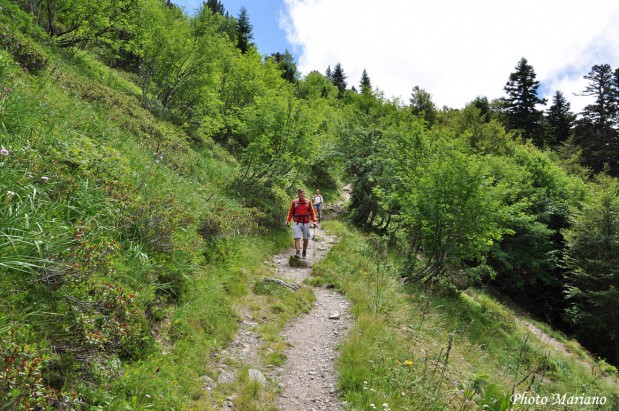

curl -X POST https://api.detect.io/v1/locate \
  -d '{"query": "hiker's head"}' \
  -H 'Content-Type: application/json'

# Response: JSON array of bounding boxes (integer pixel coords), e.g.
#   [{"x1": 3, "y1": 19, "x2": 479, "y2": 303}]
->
[
  {"x1": 316, "y1": 189, "x2": 320, "y2": 194},
  {"x1": 297, "y1": 189, "x2": 305, "y2": 199}
]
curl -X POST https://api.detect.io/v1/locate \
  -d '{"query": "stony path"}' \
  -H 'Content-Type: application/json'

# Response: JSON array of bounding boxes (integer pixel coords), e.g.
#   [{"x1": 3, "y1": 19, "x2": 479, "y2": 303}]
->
[
  {"x1": 273, "y1": 222, "x2": 351, "y2": 411},
  {"x1": 275, "y1": 287, "x2": 350, "y2": 410},
  {"x1": 207, "y1": 198, "x2": 352, "y2": 410}
]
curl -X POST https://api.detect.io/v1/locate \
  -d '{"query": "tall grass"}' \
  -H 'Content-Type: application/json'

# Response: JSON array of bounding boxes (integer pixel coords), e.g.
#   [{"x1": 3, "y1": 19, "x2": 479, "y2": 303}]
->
[
  {"x1": 1, "y1": 31, "x2": 293, "y2": 408},
  {"x1": 313, "y1": 221, "x2": 618, "y2": 411}
]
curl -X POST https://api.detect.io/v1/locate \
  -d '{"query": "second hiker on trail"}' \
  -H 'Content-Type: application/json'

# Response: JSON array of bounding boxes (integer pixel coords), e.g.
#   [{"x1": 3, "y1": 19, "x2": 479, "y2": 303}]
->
[
  {"x1": 312, "y1": 189, "x2": 324, "y2": 222},
  {"x1": 286, "y1": 188, "x2": 318, "y2": 259}
]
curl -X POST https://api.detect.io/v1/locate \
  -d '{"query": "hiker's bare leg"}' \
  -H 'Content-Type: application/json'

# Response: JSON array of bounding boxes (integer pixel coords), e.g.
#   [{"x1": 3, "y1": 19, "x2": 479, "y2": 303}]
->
[
  {"x1": 303, "y1": 239, "x2": 308, "y2": 252},
  {"x1": 294, "y1": 238, "x2": 301, "y2": 252}
]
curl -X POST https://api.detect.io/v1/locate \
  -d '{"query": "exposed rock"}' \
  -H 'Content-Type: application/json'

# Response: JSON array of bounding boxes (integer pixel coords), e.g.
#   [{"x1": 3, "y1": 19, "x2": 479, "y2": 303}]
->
[{"x1": 248, "y1": 368, "x2": 267, "y2": 386}]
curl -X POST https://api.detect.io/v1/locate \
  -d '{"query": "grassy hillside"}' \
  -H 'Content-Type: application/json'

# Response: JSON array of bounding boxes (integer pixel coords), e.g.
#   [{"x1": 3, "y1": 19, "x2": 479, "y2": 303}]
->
[
  {"x1": 1, "y1": 3, "x2": 618, "y2": 410},
  {"x1": 0, "y1": 25, "x2": 294, "y2": 409},
  {"x1": 312, "y1": 221, "x2": 619, "y2": 411}
]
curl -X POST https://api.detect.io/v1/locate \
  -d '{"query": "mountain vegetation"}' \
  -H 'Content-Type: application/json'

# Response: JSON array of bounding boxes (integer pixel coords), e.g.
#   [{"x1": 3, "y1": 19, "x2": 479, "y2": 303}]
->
[{"x1": 1, "y1": 0, "x2": 618, "y2": 409}]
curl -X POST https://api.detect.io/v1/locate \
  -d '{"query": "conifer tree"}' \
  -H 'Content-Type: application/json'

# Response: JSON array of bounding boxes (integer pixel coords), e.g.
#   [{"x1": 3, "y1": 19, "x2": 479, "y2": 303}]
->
[
  {"x1": 564, "y1": 174, "x2": 619, "y2": 365},
  {"x1": 325, "y1": 65, "x2": 332, "y2": 79},
  {"x1": 330, "y1": 63, "x2": 347, "y2": 96},
  {"x1": 360, "y1": 69, "x2": 371, "y2": 92},
  {"x1": 545, "y1": 90, "x2": 576, "y2": 146},
  {"x1": 236, "y1": 6, "x2": 253, "y2": 54},
  {"x1": 206, "y1": 0, "x2": 225, "y2": 15},
  {"x1": 573, "y1": 64, "x2": 619, "y2": 175},
  {"x1": 502, "y1": 57, "x2": 546, "y2": 145},
  {"x1": 580, "y1": 64, "x2": 618, "y2": 128},
  {"x1": 270, "y1": 50, "x2": 298, "y2": 83}
]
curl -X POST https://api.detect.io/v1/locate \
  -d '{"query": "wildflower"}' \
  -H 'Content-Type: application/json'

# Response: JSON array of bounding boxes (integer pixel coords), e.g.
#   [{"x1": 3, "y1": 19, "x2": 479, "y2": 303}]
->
[
  {"x1": 146, "y1": 394, "x2": 151, "y2": 399},
  {"x1": 404, "y1": 360, "x2": 413, "y2": 366},
  {"x1": 370, "y1": 404, "x2": 376, "y2": 410},
  {"x1": 41, "y1": 176, "x2": 49, "y2": 182},
  {"x1": 5, "y1": 191, "x2": 15, "y2": 203},
  {"x1": 1, "y1": 147, "x2": 8, "y2": 156}
]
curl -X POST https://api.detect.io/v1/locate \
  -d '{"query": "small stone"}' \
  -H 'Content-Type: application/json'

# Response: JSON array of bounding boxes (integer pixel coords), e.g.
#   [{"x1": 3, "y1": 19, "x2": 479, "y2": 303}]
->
[
  {"x1": 248, "y1": 369, "x2": 267, "y2": 386},
  {"x1": 328, "y1": 312, "x2": 340, "y2": 320}
]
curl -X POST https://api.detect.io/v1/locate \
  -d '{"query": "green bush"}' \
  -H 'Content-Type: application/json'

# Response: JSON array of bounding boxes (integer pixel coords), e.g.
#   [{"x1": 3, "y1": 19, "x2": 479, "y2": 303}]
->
[
  {"x1": 0, "y1": 22, "x2": 49, "y2": 71},
  {"x1": 0, "y1": 326, "x2": 78, "y2": 410}
]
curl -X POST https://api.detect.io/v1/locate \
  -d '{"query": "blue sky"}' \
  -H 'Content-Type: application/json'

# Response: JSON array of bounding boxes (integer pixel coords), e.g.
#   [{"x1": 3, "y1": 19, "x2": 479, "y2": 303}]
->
[
  {"x1": 172, "y1": 0, "x2": 619, "y2": 113},
  {"x1": 172, "y1": 0, "x2": 292, "y2": 56}
]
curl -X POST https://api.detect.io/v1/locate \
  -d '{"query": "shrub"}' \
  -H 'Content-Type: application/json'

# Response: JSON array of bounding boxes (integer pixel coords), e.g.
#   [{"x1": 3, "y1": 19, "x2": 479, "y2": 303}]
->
[
  {"x1": 0, "y1": 22, "x2": 49, "y2": 71},
  {"x1": 0, "y1": 327, "x2": 78, "y2": 410}
]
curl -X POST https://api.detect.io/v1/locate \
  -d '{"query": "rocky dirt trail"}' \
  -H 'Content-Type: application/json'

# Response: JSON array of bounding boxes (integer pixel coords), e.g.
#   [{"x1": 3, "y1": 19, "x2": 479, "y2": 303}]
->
[
  {"x1": 272, "y1": 222, "x2": 351, "y2": 411},
  {"x1": 208, "y1": 190, "x2": 353, "y2": 410}
]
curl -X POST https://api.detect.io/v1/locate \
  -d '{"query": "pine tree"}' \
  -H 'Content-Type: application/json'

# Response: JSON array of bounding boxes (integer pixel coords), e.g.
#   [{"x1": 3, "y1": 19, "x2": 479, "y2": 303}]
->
[
  {"x1": 580, "y1": 64, "x2": 618, "y2": 128},
  {"x1": 471, "y1": 96, "x2": 492, "y2": 122},
  {"x1": 564, "y1": 174, "x2": 619, "y2": 365},
  {"x1": 545, "y1": 91, "x2": 575, "y2": 146},
  {"x1": 502, "y1": 57, "x2": 546, "y2": 145},
  {"x1": 573, "y1": 64, "x2": 619, "y2": 175},
  {"x1": 205, "y1": 0, "x2": 225, "y2": 15},
  {"x1": 330, "y1": 63, "x2": 347, "y2": 96},
  {"x1": 270, "y1": 50, "x2": 297, "y2": 83},
  {"x1": 325, "y1": 65, "x2": 332, "y2": 79},
  {"x1": 360, "y1": 69, "x2": 371, "y2": 92},
  {"x1": 236, "y1": 6, "x2": 253, "y2": 54}
]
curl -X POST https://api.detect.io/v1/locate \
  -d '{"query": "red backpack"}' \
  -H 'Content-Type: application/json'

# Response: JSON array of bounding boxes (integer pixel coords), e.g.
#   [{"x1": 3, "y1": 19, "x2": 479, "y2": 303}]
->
[{"x1": 293, "y1": 199, "x2": 311, "y2": 223}]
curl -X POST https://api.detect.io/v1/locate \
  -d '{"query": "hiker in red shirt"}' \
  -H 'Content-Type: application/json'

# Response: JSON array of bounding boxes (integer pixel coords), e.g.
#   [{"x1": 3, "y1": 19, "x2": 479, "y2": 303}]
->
[{"x1": 286, "y1": 189, "x2": 318, "y2": 258}]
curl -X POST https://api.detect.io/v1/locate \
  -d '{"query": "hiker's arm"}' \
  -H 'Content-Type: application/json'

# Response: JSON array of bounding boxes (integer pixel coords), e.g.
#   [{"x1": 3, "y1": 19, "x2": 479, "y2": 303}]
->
[{"x1": 286, "y1": 201, "x2": 294, "y2": 224}]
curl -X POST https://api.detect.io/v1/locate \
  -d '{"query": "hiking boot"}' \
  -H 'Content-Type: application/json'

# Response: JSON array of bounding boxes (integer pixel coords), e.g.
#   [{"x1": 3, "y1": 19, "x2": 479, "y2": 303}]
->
[
  {"x1": 302, "y1": 250, "x2": 307, "y2": 259},
  {"x1": 294, "y1": 251, "x2": 300, "y2": 259}
]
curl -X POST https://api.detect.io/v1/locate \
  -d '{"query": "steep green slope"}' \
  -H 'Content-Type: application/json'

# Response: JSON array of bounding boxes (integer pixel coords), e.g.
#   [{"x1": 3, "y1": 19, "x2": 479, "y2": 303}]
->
[
  {"x1": 314, "y1": 221, "x2": 618, "y2": 411},
  {"x1": 0, "y1": 22, "x2": 291, "y2": 411}
]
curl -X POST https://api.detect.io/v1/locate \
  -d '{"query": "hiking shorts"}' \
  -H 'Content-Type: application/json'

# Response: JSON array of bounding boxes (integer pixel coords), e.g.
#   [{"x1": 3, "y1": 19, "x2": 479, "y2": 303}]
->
[
  {"x1": 314, "y1": 203, "x2": 321, "y2": 210},
  {"x1": 293, "y1": 222, "x2": 312, "y2": 240}
]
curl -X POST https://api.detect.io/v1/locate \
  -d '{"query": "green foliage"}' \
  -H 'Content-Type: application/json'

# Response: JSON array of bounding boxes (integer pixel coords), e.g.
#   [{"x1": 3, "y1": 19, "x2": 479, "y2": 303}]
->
[
  {"x1": 235, "y1": 6, "x2": 254, "y2": 54},
  {"x1": 330, "y1": 62, "x2": 347, "y2": 96},
  {"x1": 410, "y1": 85, "x2": 437, "y2": 125},
  {"x1": 316, "y1": 222, "x2": 618, "y2": 411},
  {"x1": 359, "y1": 68, "x2": 371, "y2": 92},
  {"x1": 3, "y1": 1, "x2": 619, "y2": 407},
  {"x1": 0, "y1": 330, "x2": 76, "y2": 410},
  {"x1": 269, "y1": 50, "x2": 298, "y2": 83},
  {"x1": 545, "y1": 90, "x2": 576, "y2": 146},
  {"x1": 0, "y1": 26, "x2": 49, "y2": 71},
  {"x1": 564, "y1": 173, "x2": 619, "y2": 364},
  {"x1": 573, "y1": 64, "x2": 619, "y2": 176},
  {"x1": 500, "y1": 57, "x2": 546, "y2": 145}
]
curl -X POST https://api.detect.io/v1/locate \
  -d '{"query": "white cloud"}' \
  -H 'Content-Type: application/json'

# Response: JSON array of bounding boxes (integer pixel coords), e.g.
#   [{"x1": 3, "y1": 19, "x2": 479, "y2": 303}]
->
[{"x1": 282, "y1": 0, "x2": 619, "y2": 113}]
